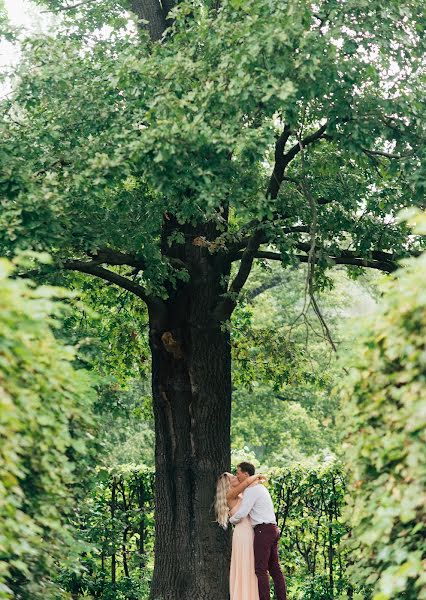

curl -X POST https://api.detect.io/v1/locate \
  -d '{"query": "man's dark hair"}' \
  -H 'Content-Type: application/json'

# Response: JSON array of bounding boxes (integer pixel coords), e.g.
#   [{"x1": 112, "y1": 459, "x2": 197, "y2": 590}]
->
[{"x1": 237, "y1": 462, "x2": 255, "y2": 476}]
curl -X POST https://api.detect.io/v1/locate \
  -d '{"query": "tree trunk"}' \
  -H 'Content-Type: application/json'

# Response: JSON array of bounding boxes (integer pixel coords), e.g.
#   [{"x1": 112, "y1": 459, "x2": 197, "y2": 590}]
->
[
  {"x1": 111, "y1": 479, "x2": 117, "y2": 586},
  {"x1": 129, "y1": 0, "x2": 234, "y2": 592},
  {"x1": 148, "y1": 221, "x2": 232, "y2": 600},
  {"x1": 130, "y1": 0, "x2": 177, "y2": 42},
  {"x1": 138, "y1": 477, "x2": 146, "y2": 572}
]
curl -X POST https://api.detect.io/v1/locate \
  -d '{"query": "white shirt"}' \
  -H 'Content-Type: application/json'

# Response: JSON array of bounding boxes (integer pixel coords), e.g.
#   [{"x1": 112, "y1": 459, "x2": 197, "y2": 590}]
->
[{"x1": 229, "y1": 484, "x2": 277, "y2": 527}]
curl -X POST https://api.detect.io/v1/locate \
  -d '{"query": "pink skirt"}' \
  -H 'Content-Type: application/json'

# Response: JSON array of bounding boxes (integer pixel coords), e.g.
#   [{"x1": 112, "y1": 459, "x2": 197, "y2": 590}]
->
[{"x1": 230, "y1": 517, "x2": 259, "y2": 600}]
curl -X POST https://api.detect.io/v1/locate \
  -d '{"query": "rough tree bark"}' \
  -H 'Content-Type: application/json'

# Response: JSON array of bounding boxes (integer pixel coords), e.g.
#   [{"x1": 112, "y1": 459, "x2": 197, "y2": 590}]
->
[
  {"x1": 130, "y1": 0, "x2": 177, "y2": 41},
  {"x1": 147, "y1": 217, "x2": 233, "y2": 600}
]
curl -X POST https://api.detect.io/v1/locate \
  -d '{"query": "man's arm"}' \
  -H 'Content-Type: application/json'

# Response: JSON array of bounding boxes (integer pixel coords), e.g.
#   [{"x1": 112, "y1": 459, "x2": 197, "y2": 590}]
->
[{"x1": 229, "y1": 487, "x2": 257, "y2": 524}]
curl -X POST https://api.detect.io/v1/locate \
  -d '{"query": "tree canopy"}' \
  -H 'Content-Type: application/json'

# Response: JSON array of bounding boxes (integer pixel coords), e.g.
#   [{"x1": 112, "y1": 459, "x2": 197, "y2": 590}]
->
[{"x1": 1, "y1": 0, "x2": 425, "y2": 295}]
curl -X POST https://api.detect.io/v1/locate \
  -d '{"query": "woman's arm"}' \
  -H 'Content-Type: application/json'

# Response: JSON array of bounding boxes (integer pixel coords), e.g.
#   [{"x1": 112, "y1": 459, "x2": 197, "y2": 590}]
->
[
  {"x1": 229, "y1": 500, "x2": 241, "y2": 517},
  {"x1": 226, "y1": 474, "x2": 265, "y2": 503}
]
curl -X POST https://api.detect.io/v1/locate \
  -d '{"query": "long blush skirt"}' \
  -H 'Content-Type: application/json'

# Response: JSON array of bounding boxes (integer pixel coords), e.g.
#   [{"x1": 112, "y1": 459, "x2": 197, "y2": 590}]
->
[{"x1": 230, "y1": 517, "x2": 259, "y2": 600}]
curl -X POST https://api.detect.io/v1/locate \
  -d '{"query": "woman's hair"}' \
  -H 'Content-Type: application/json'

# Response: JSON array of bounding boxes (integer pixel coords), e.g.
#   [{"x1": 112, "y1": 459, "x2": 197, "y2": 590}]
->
[{"x1": 215, "y1": 472, "x2": 232, "y2": 530}]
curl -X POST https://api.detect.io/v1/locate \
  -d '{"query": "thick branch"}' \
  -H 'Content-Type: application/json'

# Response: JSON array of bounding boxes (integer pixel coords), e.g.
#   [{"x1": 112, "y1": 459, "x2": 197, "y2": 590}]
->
[
  {"x1": 227, "y1": 225, "x2": 310, "y2": 256},
  {"x1": 216, "y1": 123, "x2": 334, "y2": 319},
  {"x1": 231, "y1": 250, "x2": 398, "y2": 273},
  {"x1": 229, "y1": 230, "x2": 265, "y2": 296},
  {"x1": 279, "y1": 123, "x2": 328, "y2": 174},
  {"x1": 265, "y1": 122, "x2": 329, "y2": 205},
  {"x1": 87, "y1": 247, "x2": 186, "y2": 272},
  {"x1": 294, "y1": 242, "x2": 400, "y2": 264},
  {"x1": 130, "y1": 0, "x2": 176, "y2": 41},
  {"x1": 362, "y1": 148, "x2": 412, "y2": 160},
  {"x1": 321, "y1": 255, "x2": 397, "y2": 272},
  {"x1": 23, "y1": 258, "x2": 168, "y2": 328},
  {"x1": 63, "y1": 260, "x2": 151, "y2": 300},
  {"x1": 215, "y1": 124, "x2": 330, "y2": 319},
  {"x1": 266, "y1": 125, "x2": 292, "y2": 199},
  {"x1": 89, "y1": 248, "x2": 147, "y2": 270},
  {"x1": 213, "y1": 230, "x2": 265, "y2": 321}
]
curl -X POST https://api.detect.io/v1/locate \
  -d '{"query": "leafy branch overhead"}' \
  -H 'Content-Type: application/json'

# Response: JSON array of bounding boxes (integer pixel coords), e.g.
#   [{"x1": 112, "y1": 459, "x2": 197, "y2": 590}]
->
[{"x1": 1, "y1": 0, "x2": 424, "y2": 318}]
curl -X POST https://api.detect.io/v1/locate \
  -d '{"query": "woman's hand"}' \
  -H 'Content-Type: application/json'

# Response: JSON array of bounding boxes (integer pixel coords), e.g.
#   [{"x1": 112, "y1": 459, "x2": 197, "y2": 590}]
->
[
  {"x1": 226, "y1": 473, "x2": 268, "y2": 502},
  {"x1": 246, "y1": 473, "x2": 268, "y2": 486}
]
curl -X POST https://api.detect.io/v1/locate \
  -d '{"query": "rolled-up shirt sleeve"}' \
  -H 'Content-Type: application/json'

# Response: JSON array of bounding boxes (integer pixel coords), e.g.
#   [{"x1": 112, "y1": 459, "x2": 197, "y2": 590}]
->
[{"x1": 229, "y1": 488, "x2": 257, "y2": 524}]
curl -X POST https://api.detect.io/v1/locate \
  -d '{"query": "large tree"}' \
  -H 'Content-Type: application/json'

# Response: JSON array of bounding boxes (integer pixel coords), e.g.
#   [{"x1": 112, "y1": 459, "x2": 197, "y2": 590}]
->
[{"x1": 1, "y1": 0, "x2": 425, "y2": 598}]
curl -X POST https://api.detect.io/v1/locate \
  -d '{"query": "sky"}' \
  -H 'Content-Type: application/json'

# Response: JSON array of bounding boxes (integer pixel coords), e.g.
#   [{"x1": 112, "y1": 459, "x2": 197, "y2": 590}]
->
[
  {"x1": 4, "y1": 0, "x2": 57, "y2": 30},
  {"x1": 5, "y1": 0, "x2": 35, "y2": 28},
  {"x1": 1, "y1": 0, "x2": 55, "y2": 94}
]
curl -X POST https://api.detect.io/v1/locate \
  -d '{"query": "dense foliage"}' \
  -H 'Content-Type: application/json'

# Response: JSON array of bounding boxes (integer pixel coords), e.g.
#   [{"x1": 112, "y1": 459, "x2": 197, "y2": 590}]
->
[
  {"x1": 0, "y1": 258, "x2": 96, "y2": 600},
  {"x1": 271, "y1": 460, "x2": 350, "y2": 599},
  {"x1": 342, "y1": 215, "x2": 426, "y2": 600},
  {"x1": 57, "y1": 465, "x2": 154, "y2": 600},
  {"x1": 1, "y1": 0, "x2": 424, "y2": 276}
]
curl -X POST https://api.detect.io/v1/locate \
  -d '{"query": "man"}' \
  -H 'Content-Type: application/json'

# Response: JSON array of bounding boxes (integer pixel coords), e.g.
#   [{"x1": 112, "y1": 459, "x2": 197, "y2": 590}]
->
[{"x1": 229, "y1": 462, "x2": 288, "y2": 600}]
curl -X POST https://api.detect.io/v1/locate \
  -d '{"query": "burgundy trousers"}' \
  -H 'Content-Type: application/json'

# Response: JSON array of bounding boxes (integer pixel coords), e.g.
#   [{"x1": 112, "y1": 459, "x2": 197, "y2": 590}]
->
[{"x1": 253, "y1": 523, "x2": 287, "y2": 600}]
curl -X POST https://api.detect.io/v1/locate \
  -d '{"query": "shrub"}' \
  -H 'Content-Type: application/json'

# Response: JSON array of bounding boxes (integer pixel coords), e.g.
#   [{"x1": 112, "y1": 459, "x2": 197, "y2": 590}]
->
[
  {"x1": 341, "y1": 239, "x2": 426, "y2": 599},
  {"x1": 0, "y1": 258, "x2": 96, "y2": 599}
]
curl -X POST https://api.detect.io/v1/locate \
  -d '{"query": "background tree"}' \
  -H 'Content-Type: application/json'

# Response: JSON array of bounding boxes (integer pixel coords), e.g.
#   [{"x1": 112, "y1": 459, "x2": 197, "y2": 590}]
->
[
  {"x1": 1, "y1": 0, "x2": 425, "y2": 598},
  {"x1": 230, "y1": 262, "x2": 377, "y2": 464}
]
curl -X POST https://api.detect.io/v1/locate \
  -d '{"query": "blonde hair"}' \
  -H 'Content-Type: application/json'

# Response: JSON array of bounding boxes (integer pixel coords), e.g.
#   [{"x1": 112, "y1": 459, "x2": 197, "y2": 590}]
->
[{"x1": 215, "y1": 472, "x2": 232, "y2": 530}]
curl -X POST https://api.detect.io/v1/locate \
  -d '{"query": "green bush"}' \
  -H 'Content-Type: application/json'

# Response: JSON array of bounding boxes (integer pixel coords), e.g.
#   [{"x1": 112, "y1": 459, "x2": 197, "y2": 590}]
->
[
  {"x1": 61, "y1": 459, "x2": 351, "y2": 599},
  {"x1": 341, "y1": 236, "x2": 426, "y2": 599},
  {"x1": 0, "y1": 258, "x2": 96, "y2": 599},
  {"x1": 270, "y1": 459, "x2": 351, "y2": 599},
  {"x1": 57, "y1": 465, "x2": 155, "y2": 599}
]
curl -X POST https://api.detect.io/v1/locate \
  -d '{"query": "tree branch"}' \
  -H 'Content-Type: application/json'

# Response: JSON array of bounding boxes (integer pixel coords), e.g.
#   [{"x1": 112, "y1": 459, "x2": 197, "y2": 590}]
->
[
  {"x1": 294, "y1": 242, "x2": 403, "y2": 264},
  {"x1": 214, "y1": 123, "x2": 331, "y2": 319},
  {"x1": 86, "y1": 247, "x2": 187, "y2": 272},
  {"x1": 231, "y1": 250, "x2": 398, "y2": 273},
  {"x1": 63, "y1": 260, "x2": 152, "y2": 300},
  {"x1": 227, "y1": 225, "x2": 311, "y2": 256},
  {"x1": 322, "y1": 255, "x2": 397, "y2": 272},
  {"x1": 362, "y1": 148, "x2": 412, "y2": 160},
  {"x1": 87, "y1": 248, "x2": 148, "y2": 270},
  {"x1": 228, "y1": 230, "x2": 265, "y2": 296},
  {"x1": 212, "y1": 230, "x2": 265, "y2": 321},
  {"x1": 266, "y1": 124, "x2": 292, "y2": 199},
  {"x1": 64, "y1": 259, "x2": 163, "y2": 326},
  {"x1": 22, "y1": 258, "x2": 169, "y2": 328},
  {"x1": 41, "y1": 0, "x2": 98, "y2": 13},
  {"x1": 279, "y1": 122, "x2": 329, "y2": 174}
]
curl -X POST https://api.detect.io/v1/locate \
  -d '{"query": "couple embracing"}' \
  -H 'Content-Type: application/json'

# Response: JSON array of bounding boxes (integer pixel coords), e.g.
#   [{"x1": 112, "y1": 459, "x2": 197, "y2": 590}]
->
[{"x1": 215, "y1": 462, "x2": 288, "y2": 600}]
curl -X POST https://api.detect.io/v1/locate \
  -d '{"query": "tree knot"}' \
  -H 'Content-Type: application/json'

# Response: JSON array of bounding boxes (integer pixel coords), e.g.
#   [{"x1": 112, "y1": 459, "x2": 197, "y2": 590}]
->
[{"x1": 161, "y1": 331, "x2": 184, "y2": 359}]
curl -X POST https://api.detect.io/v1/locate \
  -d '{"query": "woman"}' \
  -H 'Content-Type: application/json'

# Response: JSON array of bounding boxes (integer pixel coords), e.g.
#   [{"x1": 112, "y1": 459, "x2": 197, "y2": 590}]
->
[{"x1": 215, "y1": 472, "x2": 264, "y2": 600}]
